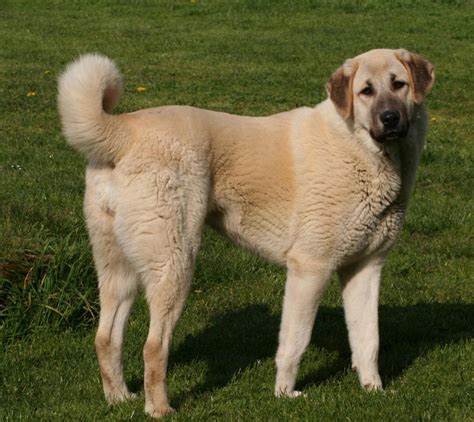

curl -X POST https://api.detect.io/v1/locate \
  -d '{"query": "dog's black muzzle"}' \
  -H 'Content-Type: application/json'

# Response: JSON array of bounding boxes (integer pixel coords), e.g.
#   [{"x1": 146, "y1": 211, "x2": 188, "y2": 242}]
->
[{"x1": 370, "y1": 100, "x2": 409, "y2": 143}]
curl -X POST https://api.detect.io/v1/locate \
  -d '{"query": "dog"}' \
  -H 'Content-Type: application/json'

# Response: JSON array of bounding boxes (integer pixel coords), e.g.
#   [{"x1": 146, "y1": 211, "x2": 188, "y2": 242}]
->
[{"x1": 58, "y1": 48, "x2": 434, "y2": 418}]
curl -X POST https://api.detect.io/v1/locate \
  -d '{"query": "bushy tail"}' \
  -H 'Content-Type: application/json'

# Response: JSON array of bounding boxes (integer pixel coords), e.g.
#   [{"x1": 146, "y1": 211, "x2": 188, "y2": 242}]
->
[{"x1": 58, "y1": 54, "x2": 127, "y2": 163}]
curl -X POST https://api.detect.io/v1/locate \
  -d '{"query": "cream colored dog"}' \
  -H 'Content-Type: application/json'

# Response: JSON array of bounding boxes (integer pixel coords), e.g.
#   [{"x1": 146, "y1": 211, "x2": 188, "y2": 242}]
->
[{"x1": 58, "y1": 49, "x2": 434, "y2": 418}]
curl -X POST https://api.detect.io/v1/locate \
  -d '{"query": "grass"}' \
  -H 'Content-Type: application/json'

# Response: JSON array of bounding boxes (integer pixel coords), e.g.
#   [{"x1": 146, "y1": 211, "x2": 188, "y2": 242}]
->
[{"x1": 1, "y1": 0, "x2": 473, "y2": 420}]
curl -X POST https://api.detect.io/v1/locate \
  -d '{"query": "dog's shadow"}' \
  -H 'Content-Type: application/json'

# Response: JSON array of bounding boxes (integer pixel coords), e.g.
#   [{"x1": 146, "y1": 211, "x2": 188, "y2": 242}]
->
[{"x1": 129, "y1": 302, "x2": 473, "y2": 404}]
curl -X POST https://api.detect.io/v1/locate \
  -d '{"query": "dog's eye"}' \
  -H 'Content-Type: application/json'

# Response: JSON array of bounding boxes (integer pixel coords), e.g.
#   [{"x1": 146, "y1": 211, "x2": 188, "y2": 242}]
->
[
  {"x1": 392, "y1": 80, "x2": 406, "y2": 90},
  {"x1": 360, "y1": 86, "x2": 373, "y2": 96}
]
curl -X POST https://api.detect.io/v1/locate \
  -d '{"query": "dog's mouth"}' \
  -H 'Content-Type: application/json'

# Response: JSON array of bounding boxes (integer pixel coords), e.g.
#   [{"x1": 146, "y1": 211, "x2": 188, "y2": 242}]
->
[
  {"x1": 369, "y1": 124, "x2": 409, "y2": 144},
  {"x1": 369, "y1": 128, "x2": 408, "y2": 144}
]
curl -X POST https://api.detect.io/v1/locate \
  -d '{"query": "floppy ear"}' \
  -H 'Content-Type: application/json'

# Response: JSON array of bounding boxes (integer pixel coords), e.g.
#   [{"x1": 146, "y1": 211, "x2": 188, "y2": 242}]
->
[
  {"x1": 396, "y1": 49, "x2": 435, "y2": 104},
  {"x1": 326, "y1": 60, "x2": 358, "y2": 120}
]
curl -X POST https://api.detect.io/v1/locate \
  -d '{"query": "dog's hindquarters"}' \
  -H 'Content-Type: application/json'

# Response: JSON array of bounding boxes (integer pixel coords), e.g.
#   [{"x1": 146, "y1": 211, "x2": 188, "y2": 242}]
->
[
  {"x1": 107, "y1": 142, "x2": 210, "y2": 417},
  {"x1": 64, "y1": 54, "x2": 213, "y2": 415}
]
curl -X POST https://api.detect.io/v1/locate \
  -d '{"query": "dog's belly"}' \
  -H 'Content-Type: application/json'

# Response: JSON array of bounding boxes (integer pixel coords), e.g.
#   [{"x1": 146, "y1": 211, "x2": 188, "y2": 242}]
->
[
  {"x1": 206, "y1": 191, "x2": 291, "y2": 265},
  {"x1": 204, "y1": 110, "x2": 297, "y2": 265}
]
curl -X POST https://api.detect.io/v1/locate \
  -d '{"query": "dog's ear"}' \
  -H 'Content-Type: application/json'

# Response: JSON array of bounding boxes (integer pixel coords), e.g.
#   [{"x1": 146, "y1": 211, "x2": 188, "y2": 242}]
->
[
  {"x1": 396, "y1": 49, "x2": 435, "y2": 104},
  {"x1": 326, "y1": 59, "x2": 358, "y2": 120}
]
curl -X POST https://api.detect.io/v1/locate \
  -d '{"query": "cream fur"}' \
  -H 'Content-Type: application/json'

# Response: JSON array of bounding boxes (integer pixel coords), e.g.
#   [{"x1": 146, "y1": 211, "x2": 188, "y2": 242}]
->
[{"x1": 58, "y1": 49, "x2": 434, "y2": 418}]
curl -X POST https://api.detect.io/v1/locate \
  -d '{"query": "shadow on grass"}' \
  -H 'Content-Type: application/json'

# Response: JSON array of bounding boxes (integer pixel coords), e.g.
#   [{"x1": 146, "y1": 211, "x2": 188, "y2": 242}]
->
[
  {"x1": 378, "y1": 303, "x2": 473, "y2": 384},
  {"x1": 129, "y1": 302, "x2": 473, "y2": 406},
  {"x1": 169, "y1": 304, "x2": 281, "y2": 400}
]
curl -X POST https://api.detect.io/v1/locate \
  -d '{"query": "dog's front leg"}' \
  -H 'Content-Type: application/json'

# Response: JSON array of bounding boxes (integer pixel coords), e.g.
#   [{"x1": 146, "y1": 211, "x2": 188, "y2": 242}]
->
[
  {"x1": 339, "y1": 256, "x2": 385, "y2": 391},
  {"x1": 275, "y1": 262, "x2": 331, "y2": 397}
]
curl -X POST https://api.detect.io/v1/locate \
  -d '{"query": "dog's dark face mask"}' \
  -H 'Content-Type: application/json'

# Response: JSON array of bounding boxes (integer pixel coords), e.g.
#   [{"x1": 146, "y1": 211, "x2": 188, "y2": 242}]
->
[
  {"x1": 368, "y1": 91, "x2": 410, "y2": 143},
  {"x1": 326, "y1": 49, "x2": 435, "y2": 146}
]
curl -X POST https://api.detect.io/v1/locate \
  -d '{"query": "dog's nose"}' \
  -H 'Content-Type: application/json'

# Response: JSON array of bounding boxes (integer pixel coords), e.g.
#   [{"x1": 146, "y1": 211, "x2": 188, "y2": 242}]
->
[{"x1": 380, "y1": 110, "x2": 400, "y2": 129}]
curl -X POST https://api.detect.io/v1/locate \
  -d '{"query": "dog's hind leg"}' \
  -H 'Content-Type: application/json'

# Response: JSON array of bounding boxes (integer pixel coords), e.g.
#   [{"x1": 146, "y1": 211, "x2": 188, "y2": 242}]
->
[
  {"x1": 114, "y1": 160, "x2": 209, "y2": 418},
  {"x1": 275, "y1": 259, "x2": 331, "y2": 397},
  {"x1": 339, "y1": 256, "x2": 384, "y2": 392},
  {"x1": 141, "y1": 257, "x2": 194, "y2": 418},
  {"x1": 94, "y1": 264, "x2": 137, "y2": 404},
  {"x1": 85, "y1": 166, "x2": 138, "y2": 404}
]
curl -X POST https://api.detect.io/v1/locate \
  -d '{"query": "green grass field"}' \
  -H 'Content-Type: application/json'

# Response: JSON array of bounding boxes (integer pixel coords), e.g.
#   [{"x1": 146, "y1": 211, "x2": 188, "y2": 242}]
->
[{"x1": 1, "y1": 0, "x2": 473, "y2": 420}]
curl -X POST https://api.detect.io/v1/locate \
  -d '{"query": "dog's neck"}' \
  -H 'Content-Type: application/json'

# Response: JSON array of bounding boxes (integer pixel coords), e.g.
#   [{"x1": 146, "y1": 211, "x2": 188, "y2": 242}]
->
[{"x1": 343, "y1": 103, "x2": 427, "y2": 211}]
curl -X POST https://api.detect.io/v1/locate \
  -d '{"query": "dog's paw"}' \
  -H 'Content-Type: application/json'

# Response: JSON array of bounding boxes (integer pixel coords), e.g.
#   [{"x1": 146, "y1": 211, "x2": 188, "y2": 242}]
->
[
  {"x1": 361, "y1": 374, "x2": 383, "y2": 392},
  {"x1": 275, "y1": 388, "x2": 306, "y2": 398},
  {"x1": 352, "y1": 363, "x2": 383, "y2": 392},
  {"x1": 145, "y1": 405, "x2": 176, "y2": 419},
  {"x1": 124, "y1": 391, "x2": 138, "y2": 400},
  {"x1": 105, "y1": 388, "x2": 137, "y2": 405},
  {"x1": 287, "y1": 390, "x2": 306, "y2": 398}
]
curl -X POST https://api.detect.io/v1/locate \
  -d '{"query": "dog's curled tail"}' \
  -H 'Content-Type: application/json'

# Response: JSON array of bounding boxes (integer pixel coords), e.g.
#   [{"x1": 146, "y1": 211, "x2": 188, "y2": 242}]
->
[{"x1": 58, "y1": 54, "x2": 127, "y2": 163}]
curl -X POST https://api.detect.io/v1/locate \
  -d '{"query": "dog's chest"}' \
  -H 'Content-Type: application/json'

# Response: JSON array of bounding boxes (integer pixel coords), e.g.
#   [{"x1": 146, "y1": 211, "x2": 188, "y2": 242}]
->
[
  {"x1": 336, "y1": 165, "x2": 406, "y2": 262},
  {"x1": 341, "y1": 194, "x2": 405, "y2": 262}
]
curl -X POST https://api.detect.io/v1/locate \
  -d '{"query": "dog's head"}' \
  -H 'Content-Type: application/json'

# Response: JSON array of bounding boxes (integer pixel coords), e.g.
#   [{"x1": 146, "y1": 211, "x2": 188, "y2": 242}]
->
[{"x1": 326, "y1": 49, "x2": 434, "y2": 144}]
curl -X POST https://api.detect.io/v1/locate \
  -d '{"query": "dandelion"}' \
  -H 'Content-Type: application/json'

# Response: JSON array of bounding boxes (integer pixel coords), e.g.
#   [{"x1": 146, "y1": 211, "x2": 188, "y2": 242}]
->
[
  {"x1": 136, "y1": 86, "x2": 146, "y2": 93},
  {"x1": 26, "y1": 91, "x2": 36, "y2": 97}
]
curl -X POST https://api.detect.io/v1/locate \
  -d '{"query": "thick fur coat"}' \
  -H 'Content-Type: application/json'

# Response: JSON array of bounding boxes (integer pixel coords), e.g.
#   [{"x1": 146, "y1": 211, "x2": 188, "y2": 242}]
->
[{"x1": 58, "y1": 49, "x2": 434, "y2": 418}]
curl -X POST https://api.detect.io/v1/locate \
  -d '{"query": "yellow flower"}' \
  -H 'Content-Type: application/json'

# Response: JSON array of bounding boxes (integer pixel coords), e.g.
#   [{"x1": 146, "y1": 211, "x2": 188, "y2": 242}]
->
[
  {"x1": 26, "y1": 91, "x2": 36, "y2": 97},
  {"x1": 136, "y1": 86, "x2": 146, "y2": 93}
]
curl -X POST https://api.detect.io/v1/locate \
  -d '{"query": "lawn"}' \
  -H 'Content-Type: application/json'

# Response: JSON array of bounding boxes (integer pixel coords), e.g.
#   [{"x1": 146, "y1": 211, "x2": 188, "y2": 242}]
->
[{"x1": 1, "y1": 0, "x2": 473, "y2": 420}]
